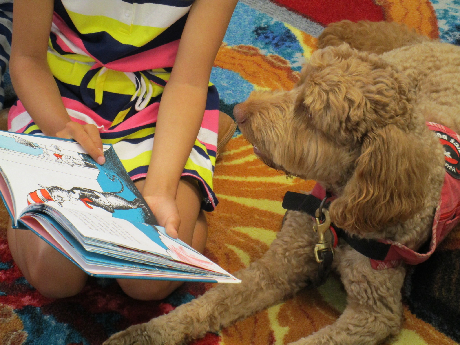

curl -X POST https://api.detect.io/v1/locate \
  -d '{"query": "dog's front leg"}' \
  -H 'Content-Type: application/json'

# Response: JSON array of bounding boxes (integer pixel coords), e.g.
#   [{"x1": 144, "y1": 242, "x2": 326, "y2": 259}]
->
[
  {"x1": 290, "y1": 248, "x2": 406, "y2": 345},
  {"x1": 104, "y1": 210, "x2": 321, "y2": 345}
]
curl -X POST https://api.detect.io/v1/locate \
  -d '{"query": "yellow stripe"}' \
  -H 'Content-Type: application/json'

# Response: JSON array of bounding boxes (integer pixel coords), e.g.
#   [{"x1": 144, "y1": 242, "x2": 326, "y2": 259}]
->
[
  {"x1": 24, "y1": 124, "x2": 41, "y2": 134},
  {"x1": 49, "y1": 53, "x2": 138, "y2": 95},
  {"x1": 225, "y1": 244, "x2": 251, "y2": 266},
  {"x1": 120, "y1": 150, "x2": 152, "y2": 173},
  {"x1": 87, "y1": 69, "x2": 135, "y2": 96},
  {"x1": 102, "y1": 127, "x2": 156, "y2": 145},
  {"x1": 392, "y1": 330, "x2": 428, "y2": 345},
  {"x1": 48, "y1": 53, "x2": 168, "y2": 99},
  {"x1": 267, "y1": 304, "x2": 290, "y2": 345},
  {"x1": 118, "y1": 140, "x2": 215, "y2": 190},
  {"x1": 232, "y1": 227, "x2": 277, "y2": 246},
  {"x1": 110, "y1": 108, "x2": 130, "y2": 128},
  {"x1": 67, "y1": 11, "x2": 166, "y2": 47},
  {"x1": 151, "y1": 69, "x2": 171, "y2": 83},
  {"x1": 94, "y1": 69, "x2": 108, "y2": 104},
  {"x1": 185, "y1": 159, "x2": 214, "y2": 189},
  {"x1": 285, "y1": 23, "x2": 315, "y2": 59},
  {"x1": 194, "y1": 138, "x2": 207, "y2": 152},
  {"x1": 215, "y1": 195, "x2": 286, "y2": 215},
  {"x1": 48, "y1": 53, "x2": 91, "y2": 87}
]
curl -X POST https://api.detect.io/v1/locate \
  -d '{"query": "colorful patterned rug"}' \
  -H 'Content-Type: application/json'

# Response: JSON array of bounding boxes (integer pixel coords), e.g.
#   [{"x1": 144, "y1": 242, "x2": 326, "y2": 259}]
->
[{"x1": 1, "y1": 1, "x2": 460, "y2": 344}]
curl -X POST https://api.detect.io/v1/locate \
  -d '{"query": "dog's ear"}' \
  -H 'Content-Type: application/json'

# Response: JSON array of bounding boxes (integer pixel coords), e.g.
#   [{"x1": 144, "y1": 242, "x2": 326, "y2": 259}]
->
[
  {"x1": 329, "y1": 124, "x2": 430, "y2": 234},
  {"x1": 297, "y1": 44, "x2": 414, "y2": 144}
]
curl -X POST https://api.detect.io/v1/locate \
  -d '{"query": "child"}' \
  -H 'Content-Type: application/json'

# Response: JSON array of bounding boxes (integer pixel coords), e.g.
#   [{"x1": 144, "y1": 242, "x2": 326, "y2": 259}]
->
[{"x1": 7, "y1": 0, "x2": 238, "y2": 300}]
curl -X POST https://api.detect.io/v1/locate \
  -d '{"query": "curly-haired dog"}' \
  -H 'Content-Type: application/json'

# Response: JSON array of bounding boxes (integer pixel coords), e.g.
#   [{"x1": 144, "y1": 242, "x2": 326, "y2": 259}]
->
[{"x1": 104, "y1": 21, "x2": 460, "y2": 345}]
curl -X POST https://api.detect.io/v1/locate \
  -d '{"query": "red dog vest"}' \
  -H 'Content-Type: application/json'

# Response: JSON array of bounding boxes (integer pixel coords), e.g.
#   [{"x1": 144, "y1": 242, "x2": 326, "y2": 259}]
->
[{"x1": 311, "y1": 122, "x2": 460, "y2": 269}]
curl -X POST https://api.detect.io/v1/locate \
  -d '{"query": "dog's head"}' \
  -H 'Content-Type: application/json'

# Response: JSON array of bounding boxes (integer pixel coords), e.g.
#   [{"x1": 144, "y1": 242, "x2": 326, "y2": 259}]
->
[{"x1": 235, "y1": 44, "x2": 431, "y2": 236}]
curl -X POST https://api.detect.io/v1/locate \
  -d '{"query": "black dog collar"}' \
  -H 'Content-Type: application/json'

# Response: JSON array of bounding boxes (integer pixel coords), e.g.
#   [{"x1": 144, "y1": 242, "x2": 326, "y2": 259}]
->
[{"x1": 282, "y1": 191, "x2": 393, "y2": 262}]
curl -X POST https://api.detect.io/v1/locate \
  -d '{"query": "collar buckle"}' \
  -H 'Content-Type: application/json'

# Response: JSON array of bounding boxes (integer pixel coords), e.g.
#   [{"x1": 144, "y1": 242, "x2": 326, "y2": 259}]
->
[{"x1": 313, "y1": 206, "x2": 334, "y2": 263}]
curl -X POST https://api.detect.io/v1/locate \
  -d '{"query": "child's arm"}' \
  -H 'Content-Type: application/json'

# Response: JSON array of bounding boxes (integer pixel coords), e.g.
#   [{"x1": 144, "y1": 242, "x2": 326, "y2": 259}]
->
[
  {"x1": 10, "y1": 0, "x2": 105, "y2": 164},
  {"x1": 142, "y1": 0, "x2": 238, "y2": 236}
]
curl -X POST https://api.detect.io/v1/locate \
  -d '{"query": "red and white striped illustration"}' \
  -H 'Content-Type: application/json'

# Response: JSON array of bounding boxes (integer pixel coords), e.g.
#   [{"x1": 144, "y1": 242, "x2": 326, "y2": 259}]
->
[{"x1": 27, "y1": 188, "x2": 54, "y2": 205}]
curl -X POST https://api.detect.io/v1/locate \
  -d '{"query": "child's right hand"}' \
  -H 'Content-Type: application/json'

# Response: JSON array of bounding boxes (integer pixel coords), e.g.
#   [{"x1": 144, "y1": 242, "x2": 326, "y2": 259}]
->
[
  {"x1": 56, "y1": 121, "x2": 106, "y2": 165},
  {"x1": 143, "y1": 193, "x2": 180, "y2": 239}
]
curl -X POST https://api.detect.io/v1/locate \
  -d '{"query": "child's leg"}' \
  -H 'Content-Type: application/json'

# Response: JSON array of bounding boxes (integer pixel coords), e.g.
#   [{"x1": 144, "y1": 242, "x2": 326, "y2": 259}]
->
[
  {"x1": 116, "y1": 177, "x2": 207, "y2": 301},
  {"x1": 7, "y1": 221, "x2": 88, "y2": 298}
]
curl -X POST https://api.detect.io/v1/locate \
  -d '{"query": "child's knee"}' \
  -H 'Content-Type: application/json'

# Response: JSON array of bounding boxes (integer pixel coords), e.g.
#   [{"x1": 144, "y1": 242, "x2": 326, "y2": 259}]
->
[
  {"x1": 7, "y1": 224, "x2": 87, "y2": 299},
  {"x1": 117, "y1": 279, "x2": 182, "y2": 301},
  {"x1": 28, "y1": 268, "x2": 87, "y2": 299},
  {"x1": 31, "y1": 245, "x2": 87, "y2": 298}
]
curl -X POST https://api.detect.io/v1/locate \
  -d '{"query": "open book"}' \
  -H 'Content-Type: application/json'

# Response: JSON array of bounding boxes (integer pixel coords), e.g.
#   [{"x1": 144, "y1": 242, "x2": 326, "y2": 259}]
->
[{"x1": 0, "y1": 130, "x2": 239, "y2": 283}]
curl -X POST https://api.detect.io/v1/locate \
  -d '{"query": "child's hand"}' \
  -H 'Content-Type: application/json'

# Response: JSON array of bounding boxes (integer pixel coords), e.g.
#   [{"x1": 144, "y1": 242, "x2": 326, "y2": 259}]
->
[
  {"x1": 143, "y1": 194, "x2": 180, "y2": 239},
  {"x1": 56, "y1": 121, "x2": 106, "y2": 165}
]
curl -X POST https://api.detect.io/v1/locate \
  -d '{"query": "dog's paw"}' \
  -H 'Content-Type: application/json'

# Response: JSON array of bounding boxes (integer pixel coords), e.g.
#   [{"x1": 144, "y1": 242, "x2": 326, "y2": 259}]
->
[
  {"x1": 103, "y1": 317, "x2": 190, "y2": 345},
  {"x1": 103, "y1": 323, "x2": 154, "y2": 345}
]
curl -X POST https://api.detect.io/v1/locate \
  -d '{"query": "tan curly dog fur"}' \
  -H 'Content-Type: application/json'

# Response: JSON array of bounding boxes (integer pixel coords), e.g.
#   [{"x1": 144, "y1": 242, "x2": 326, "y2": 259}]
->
[{"x1": 104, "y1": 21, "x2": 460, "y2": 345}]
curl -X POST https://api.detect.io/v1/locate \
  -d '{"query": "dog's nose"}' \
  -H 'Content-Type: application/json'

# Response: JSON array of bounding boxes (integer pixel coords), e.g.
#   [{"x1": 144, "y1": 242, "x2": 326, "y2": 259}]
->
[{"x1": 233, "y1": 103, "x2": 247, "y2": 125}]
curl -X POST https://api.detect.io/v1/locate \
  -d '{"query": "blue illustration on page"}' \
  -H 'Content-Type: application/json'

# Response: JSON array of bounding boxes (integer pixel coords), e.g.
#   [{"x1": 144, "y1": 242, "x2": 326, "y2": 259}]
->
[{"x1": 0, "y1": 131, "x2": 156, "y2": 225}]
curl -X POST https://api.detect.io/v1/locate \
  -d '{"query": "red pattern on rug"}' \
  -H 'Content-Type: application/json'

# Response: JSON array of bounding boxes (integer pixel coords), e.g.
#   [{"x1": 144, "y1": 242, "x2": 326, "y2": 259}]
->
[{"x1": 269, "y1": 0, "x2": 385, "y2": 24}]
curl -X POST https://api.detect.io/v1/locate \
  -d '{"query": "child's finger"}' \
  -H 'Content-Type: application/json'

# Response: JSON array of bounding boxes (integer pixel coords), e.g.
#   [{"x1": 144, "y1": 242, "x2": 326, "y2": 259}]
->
[
  {"x1": 58, "y1": 122, "x2": 105, "y2": 164},
  {"x1": 83, "y1": 123, "x2": 104, "y2": 152},
  {"x1": 165, "y1": 224, "x2": 179, "y2": 238},
  {"x1": 164, "y1": 219, "x2": 179, "y2": 239}
]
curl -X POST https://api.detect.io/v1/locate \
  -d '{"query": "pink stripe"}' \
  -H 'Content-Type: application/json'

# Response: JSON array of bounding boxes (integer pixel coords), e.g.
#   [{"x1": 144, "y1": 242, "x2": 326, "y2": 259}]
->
[
  {"x1": 61, "y1": 98, "x2": 112, "y2": 129},
  {"x1": 199, "y1": 141, "x2": 217, "y2": 153},
  {"x1": 8, "y1": 99, "x2": 113, "y2": 133},
  {"x1": 102, "y1": 40, "x2": 180, "y2": 72},
  {"x1": 8, "y1": 103, "x2": 32, "y2": 133},
  {"x1": 55, "y1": 35, "x2": 74, "y2": 54},
  {"x1": 102, "y1": 103, "x2": 159, "y2": 133},
  {"x1": 8, "y1": 102, "x2": 26, "y2": 122},
  {"x1": 8, "y1": 101, "x2": 26, "y2": 119},
  {"x1": 198, "y1": 109, "x2": 219, "y2": 152},
  {"x1": 53, "y1": 13, "x2": 96, "y2": 60},
  {"x1": 53, "y1": 13, "x2": 179, "y2": 73},
  {"x1": 201, "y1": 109, "x2": 219, "y2": 133},
  {"x1": 130, "y1": 173, "x2": 147, "y2": 181}
]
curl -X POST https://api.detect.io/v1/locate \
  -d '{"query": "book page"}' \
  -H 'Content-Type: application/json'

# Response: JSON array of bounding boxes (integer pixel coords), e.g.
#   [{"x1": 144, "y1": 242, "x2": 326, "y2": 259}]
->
[
  {"x1": 20, "y1": 215, "x2": 234, "y2": 281},
  {"x1": 55, "y1": 207, "x2": 170, "y2": 257},
  {"x1": 49, "y1": 207, "x2": 231, "y2": 274},
  {"x1": 0, "y1": 131, "x2": 156, "y2": 226},
  {"x1": 0, "y1": 167, "x2": 14, "y2": 220},
  {"x1": 26, "y1": 203, "x2": 229, "y2": 274}
]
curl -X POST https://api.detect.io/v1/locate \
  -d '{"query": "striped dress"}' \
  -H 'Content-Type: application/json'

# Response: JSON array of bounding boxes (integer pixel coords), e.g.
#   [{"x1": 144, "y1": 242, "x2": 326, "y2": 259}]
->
[
  {"x1": 0, "y1": 0, "x2": 12, "y2": 110},
  {"x1": 8, "y1": 0, "x2": 219, "y2": 211}
]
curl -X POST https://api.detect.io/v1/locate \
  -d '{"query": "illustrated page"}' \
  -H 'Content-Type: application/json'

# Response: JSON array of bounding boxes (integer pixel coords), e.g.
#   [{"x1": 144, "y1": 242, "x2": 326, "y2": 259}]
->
[{"x1": 0, "y1": 131, "x2": 156, "y2": 226}]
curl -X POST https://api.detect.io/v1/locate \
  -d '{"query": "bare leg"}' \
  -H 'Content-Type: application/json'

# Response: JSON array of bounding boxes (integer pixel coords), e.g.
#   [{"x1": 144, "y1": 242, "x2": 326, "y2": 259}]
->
[
  {"x1": 7, "y1": 220, "x2": 88, "y2": 298},
  {"x1": 116, "y1": 177, "x2": 207, "y2": 301},
  {"x1": 104, "y1": 210, "x2": 321, "y2": 345}
]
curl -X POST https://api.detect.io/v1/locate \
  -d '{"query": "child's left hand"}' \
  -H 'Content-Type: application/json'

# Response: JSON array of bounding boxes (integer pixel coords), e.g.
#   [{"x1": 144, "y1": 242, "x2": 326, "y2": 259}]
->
[{"x1": 56, "y1": 121, "x2": 106, "y2": 165}]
